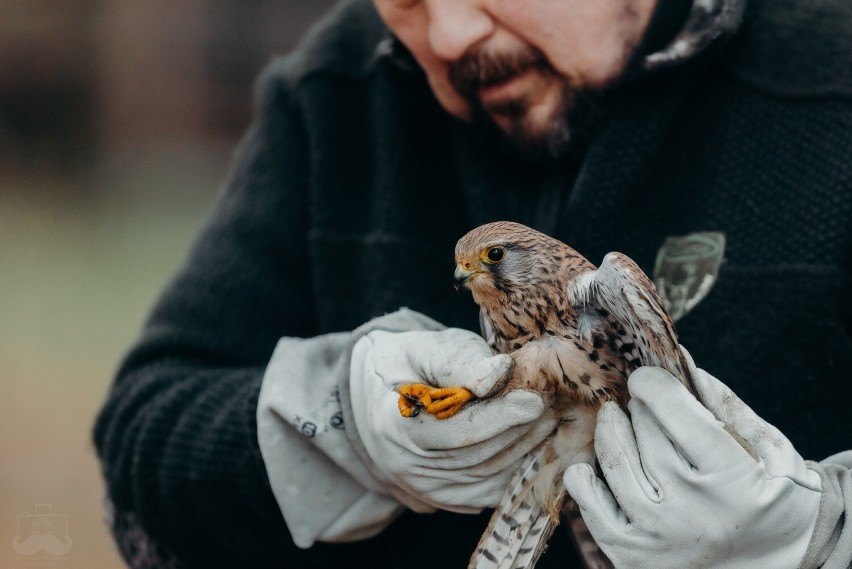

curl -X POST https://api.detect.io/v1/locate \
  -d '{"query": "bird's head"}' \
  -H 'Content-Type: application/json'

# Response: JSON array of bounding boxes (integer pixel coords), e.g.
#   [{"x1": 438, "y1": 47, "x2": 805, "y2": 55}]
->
[{"x1": 454, "y1": 221, "x2": 567, "y2": 304}]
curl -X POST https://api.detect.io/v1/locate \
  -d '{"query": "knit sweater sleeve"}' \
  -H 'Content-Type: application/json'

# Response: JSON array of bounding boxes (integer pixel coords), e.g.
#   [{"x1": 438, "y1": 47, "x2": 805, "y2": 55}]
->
[{"x1": 91, "y1": 63, "x2": 353, "y2": 567}]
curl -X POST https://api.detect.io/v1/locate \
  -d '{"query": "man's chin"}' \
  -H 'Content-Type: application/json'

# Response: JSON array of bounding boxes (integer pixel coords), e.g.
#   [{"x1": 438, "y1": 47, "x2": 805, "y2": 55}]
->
[
  {"x1": 479, "y1": 107, "x2": 576, "y2": 164},
  {"x1": 492, "y1": 119, "x2": 565, "y2": 162},
  {"x1": 479, "y1": 88, "x2": 603, "y2": 163}
]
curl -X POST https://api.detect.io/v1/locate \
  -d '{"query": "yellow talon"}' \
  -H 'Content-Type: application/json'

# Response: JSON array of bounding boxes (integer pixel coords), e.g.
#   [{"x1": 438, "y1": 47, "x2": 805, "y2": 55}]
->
[
  {"x1": 426, "y1": 387, "x2": 475, "y2": 419},
  {"x1": 398, "y1": 384, "x2": 433, "y2": 417},
  {"x1": 397, "y1": 384, "x2": 475, "y2": 419}
]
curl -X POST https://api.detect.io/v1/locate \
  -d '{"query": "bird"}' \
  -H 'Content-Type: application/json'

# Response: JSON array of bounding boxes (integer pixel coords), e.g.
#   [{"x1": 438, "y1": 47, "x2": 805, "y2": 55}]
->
[{"x1": 397, "y1": 220, "x2": 700, "y2": 569}]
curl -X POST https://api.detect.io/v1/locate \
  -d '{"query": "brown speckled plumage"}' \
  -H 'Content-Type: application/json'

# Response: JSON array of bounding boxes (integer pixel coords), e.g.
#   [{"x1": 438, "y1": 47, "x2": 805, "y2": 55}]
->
[
  {"x1": 456, "y1": 222, "x2": 643, "y2": 411},
  {"x1": 454, "y1": 222, "x2": 694, "y2": 569}
]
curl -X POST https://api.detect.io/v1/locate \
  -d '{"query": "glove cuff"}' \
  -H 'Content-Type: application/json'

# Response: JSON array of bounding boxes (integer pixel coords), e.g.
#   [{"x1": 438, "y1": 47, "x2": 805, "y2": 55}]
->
[
  {"x1": 256, "y1": 308, "x2": 444, "y2": 547},
  {"x1": 800, "y1": 460, "x2": 852, "y2": 569},
  {"x1": 258, "y1": 332, "x2": 403, "y2": 547}
]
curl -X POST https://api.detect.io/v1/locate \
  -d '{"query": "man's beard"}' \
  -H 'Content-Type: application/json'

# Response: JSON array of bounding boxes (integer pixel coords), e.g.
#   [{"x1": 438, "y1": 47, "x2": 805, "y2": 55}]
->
[{"x1": 447, "y1": 45, "x2": 604, "y2": 162}]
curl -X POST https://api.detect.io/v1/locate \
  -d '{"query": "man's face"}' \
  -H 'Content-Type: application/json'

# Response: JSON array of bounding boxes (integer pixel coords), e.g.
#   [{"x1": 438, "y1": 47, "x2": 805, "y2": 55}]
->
[{"x1": 374, "y1": 0, "x2": 657, "y2": 157}]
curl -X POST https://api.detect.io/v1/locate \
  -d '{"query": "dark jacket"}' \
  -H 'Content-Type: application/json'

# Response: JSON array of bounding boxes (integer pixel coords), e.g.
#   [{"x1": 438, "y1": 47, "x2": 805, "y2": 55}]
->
[{"x1": 93, "y1": 0, "x2": 852, "y2": 567}]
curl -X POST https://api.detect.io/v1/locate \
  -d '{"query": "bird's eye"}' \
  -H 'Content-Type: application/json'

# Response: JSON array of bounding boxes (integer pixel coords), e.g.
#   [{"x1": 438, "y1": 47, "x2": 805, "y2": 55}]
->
[{"x1": 486, "y1": 247, "x2": 504, "y2": 263}]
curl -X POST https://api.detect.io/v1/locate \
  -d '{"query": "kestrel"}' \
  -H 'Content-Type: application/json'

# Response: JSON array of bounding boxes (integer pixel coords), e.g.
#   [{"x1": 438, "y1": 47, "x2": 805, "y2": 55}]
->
[{"x1": 398, "y1": 221, "x2": 700, "y2": 569}]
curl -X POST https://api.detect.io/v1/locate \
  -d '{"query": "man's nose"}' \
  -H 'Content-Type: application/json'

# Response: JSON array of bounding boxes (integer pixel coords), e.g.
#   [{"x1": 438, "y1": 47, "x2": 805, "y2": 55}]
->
[{"x1": 426, "y1": 0, "x2": 493, "y2": 61}]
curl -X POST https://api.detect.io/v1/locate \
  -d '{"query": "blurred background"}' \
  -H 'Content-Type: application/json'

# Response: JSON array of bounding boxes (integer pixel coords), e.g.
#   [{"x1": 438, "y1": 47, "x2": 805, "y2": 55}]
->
[{"x1": 0, "y1": 1, "x2": 335, "y2": 567}]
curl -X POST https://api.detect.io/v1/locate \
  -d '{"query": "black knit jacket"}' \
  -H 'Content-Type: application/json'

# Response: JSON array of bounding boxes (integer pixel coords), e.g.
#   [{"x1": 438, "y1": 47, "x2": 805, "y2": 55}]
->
[{"x1": 93, "y1": 0, "x2": 852, "y2": 567}]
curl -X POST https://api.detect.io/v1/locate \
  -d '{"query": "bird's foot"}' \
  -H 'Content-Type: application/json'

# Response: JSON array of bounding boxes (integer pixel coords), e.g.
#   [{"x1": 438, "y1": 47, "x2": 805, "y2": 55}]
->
[
  {"x1": 425, "y1": 387, "x2": 476, "y2": 419},
  {"x1": 398, "y1": 384, "x2": 433, "y2": 417},
  {"x1": 397, "y1": 384, "x2": 475, "y2": 419}
]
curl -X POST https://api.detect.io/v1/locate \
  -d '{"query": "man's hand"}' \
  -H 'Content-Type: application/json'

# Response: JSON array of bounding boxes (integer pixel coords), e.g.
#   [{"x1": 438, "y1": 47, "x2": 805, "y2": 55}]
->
[
  {"x1": 349, "y1": 328, "x2": 559, "y2": 513},
  {"x1": 563, "y1": 354, "x2": 822, "y2": 569}
]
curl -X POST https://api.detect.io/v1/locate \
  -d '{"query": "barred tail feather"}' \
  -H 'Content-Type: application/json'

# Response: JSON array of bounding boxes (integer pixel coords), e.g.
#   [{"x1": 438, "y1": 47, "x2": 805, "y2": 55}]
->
[
  {"x1": 563, "y1": 498, "x2": 614, "y2": 569},
  {"x1": 468, "y1": 446, "x2": 562, "y2": 569}
]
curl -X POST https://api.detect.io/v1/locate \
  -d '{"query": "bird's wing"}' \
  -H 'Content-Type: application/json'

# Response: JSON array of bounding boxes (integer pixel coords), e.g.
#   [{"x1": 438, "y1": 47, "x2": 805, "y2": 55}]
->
[
  {"x1": 468, "y1": 447, "x2": 562, "y2": 569},
  {"x1": 567, "y1": 252, "x2": 697, "y2": 395},
  {"x1": 572, "y1": 253, "x2": 758, "y2": 459}
]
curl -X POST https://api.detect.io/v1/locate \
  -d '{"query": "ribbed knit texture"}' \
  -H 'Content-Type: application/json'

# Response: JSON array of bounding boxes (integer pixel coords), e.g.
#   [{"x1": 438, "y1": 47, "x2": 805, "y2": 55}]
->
[{"x1": 93, "y1": 0, "x2": 852, "y2": 567}]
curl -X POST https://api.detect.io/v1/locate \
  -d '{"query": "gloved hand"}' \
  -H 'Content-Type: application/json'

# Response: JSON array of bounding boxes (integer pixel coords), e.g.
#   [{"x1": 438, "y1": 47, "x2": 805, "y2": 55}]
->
[
  {"x1": 349, "y1": 327, "x2": 559, "y2": 514},
  {"x1": 563, "y1": 350, "x2": 823, "y2": 569}
]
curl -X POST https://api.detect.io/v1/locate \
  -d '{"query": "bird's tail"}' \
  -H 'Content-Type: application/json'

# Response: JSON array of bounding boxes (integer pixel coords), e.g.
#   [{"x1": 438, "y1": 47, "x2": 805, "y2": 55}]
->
[
  {"x1": 563, "y1": 498, "x2": 615, "y2": 569},
  {"x1": 469, "y1": 405, "x2": 614, "y2": 569},
  {"x1": 468, "y1": 444, "x2": 563, "y2": 569}
]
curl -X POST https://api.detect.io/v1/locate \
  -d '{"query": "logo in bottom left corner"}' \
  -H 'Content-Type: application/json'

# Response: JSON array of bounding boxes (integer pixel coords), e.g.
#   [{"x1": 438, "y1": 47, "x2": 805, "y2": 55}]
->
[{"x1": 12, "y1": 504, "x2": 72, "y2": 557}]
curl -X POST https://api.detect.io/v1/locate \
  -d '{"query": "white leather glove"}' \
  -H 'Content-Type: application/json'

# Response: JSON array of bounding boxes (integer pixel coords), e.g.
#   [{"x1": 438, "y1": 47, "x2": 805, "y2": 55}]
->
[
  {"x1": 563, "y1": 353, "x2": 822, "y2": 569},
  {"x1": 350, "y1": 328, "x2": 559, "y2": 514}
]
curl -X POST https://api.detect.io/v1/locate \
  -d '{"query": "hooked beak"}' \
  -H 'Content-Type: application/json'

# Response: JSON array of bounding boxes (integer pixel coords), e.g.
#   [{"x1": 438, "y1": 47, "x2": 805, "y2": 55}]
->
[{"x1": 454, "y1": 264, "x2": 475, "y2": 290}]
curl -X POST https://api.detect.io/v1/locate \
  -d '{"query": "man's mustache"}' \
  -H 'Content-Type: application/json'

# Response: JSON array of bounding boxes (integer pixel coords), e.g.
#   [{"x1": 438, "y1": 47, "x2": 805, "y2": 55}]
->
[{"x1": 447, "y1": 45, "x2": 552, "y2": 100}]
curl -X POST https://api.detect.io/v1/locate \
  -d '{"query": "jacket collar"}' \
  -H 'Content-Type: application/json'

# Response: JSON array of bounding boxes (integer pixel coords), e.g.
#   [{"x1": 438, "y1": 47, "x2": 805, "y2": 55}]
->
[{"x1": 643, "y1": 0, "x2": 747, "y2": 71}]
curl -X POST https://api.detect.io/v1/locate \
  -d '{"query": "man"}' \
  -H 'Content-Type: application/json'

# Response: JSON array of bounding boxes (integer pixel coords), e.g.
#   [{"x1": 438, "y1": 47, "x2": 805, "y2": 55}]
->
[{"x1": 93, "y1": 0, "x2": 852, "y2": 567}]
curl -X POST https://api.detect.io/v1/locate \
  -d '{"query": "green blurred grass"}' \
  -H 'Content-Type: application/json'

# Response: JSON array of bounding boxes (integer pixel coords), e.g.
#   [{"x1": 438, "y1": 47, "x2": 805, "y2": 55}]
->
[{"x1": 0, "y1": 193, "x2": 208, "y2": 379}]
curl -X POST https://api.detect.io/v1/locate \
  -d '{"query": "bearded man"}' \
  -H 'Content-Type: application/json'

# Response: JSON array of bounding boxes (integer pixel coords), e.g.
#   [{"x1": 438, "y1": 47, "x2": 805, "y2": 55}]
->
[{"x1": 94, "y1": 0, "x2": 852, "y2": 567}]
